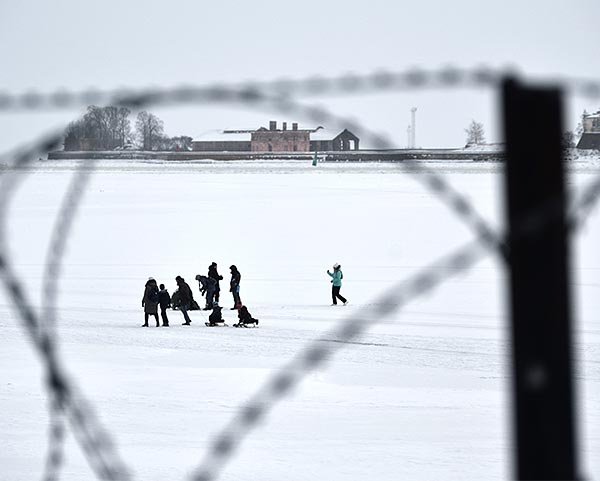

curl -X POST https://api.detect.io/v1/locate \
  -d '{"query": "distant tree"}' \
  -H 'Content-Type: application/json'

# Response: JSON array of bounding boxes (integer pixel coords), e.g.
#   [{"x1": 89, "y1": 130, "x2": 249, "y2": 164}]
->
[
  {"x1": 64, "y1": 120, "x2": 86, "y2": 150},
  {"x1": 105, "y1": 106, "x2": 133, "y2": 148},
  {"x1": 85, "y1": 106, "x2": 116, "y2": 150},
  {"x1": 136, "y1": 111, "x2": 164, "y2": 150},
  {"x1": 152, "y1": 135, "x2": 193, "y2": 151},
  {"x1": 63, "y1": 105, "x2": 132, "y2": 150},
  {"x1": 465, "y1": 120, "x2": 485, "y2": 145},
  {"x1": 169, "y1": 135, "x2": 193, "y2": 151}
]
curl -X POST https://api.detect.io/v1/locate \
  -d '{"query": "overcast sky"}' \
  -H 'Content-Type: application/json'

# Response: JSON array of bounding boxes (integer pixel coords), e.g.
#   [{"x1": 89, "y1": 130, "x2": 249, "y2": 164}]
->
[{"x1": 1, "y1": 0, "x2": 599, "y2": 150}]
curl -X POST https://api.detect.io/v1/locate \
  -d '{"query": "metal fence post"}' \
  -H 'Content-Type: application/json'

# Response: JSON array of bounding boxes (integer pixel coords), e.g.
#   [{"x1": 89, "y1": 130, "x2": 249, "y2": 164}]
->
[{"x1": 502, "y1": 78, "x2": 579, "y2": 480}]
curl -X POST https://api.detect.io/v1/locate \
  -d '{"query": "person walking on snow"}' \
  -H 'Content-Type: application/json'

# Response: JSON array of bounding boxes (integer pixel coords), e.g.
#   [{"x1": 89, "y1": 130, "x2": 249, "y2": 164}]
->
[
  {"x1": 142, "y1": 277, "x2": 160, "y2": 327},
  {"x1": 229, "y1": 265, "x2": 242, "y2": 310},
  {"x1": 175, "y1": 275, "x2": 194, "y2": 325},
  {"x1": 327, "y1": 263, "x2": 347, "y2": 306},
  {"x1": 158, "y1": 283, "x2": 171, "y2": 327},
  {"x1": 208, "y1": 262, "x2": 223, "y2": 303}
]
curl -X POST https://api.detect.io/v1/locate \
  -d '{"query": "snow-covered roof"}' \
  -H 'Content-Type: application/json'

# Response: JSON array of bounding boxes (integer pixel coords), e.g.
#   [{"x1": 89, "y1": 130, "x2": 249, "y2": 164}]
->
[
  {"x1": 193, "y1": 125, "x2": 351, "y2": 142},
  {"x1": 193, "y1": 129, "x2": 252, "y2": 142},
  {"x1": 310, "y1": 127, "x2": 341, "y2": 141}
]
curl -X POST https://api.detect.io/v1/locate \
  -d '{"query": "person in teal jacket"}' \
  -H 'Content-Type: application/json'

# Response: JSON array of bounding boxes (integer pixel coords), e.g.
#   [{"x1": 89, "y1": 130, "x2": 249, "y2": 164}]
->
[{"x1": 327, "y1": 263, "x2": 348, "y2": 305}]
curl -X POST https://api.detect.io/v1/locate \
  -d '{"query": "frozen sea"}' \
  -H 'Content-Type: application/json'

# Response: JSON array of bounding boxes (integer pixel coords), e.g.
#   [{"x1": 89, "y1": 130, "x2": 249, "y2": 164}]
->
[{"x1": 0, "y1": 158, "x2": 599, "y2": 480}]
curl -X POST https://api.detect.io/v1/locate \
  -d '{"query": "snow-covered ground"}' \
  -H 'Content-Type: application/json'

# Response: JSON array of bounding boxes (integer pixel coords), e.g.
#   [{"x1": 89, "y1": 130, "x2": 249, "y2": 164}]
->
[{"x1": 1, "y1": 159, "x2": 599, "y2": 480}]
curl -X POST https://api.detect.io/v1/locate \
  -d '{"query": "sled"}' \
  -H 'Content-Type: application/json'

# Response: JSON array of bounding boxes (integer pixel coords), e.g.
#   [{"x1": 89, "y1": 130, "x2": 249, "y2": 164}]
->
[{"x1": 232, "y1": 320, "x2": 259, "y2": 328}]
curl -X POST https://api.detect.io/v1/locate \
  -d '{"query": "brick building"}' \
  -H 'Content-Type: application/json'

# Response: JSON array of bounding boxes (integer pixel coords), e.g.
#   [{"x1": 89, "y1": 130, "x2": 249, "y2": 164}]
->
[
  {"x1": 192, "y1": 121, "x2": 360, "y2": 152},
  {"x1": 251, "y1": 121, "x2": 310, "y2": 152}
]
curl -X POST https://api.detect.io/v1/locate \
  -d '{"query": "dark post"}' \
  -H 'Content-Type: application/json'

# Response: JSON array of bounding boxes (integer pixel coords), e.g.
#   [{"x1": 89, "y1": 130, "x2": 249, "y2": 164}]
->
[{"x1": 502, "y1": 78, "x2": 579, "y2": 480}]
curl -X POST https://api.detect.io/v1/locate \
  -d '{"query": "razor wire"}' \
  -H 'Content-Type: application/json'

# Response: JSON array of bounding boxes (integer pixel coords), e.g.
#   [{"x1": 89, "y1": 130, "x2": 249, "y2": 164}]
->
[
  {"x1": 43, "y1": 396, "x2": 66, "y2": 481},
  {"x1": 0, "y1": 76, "x2": 505, "y2": 481},
  {"x1": 0, "y1": 67, "x2": 599, "y2": 481},
  {"x1": 0, "y1": 138, "x2": 130, "y2": 477},
  {"x1": 0, "y1": 150, "x2": 128, "y2": 478},
  {"x1": 0, "y1": 252, "x2": 132, "y2": 480},
  {"x1": 40, "y1": 160, "x2": 97, "y2": 481},
  {"x1": 1, "y1": 65, "x2": 600, "y2": 112},
  {"x1": 0, "y1": 104, "x2": 496, "y2": 481}
]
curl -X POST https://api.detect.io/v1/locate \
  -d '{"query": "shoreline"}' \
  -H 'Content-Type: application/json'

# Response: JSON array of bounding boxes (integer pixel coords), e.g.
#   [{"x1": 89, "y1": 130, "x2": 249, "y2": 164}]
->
[{"x1": 47, "y1": 148, "x2": 506, "y2": 162}]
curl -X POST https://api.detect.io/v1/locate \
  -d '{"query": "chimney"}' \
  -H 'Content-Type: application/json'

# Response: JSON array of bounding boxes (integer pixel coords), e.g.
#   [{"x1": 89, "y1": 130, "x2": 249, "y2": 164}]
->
[
  {"x1": 292, "y1": 122, "x2": 298, "y2": 131},
  {"x1": 269, "y1": 120, "x2": 277, "y2": 131},
  {"x1": 282, "y1": 122, "x2": 287, "y2": 131}
]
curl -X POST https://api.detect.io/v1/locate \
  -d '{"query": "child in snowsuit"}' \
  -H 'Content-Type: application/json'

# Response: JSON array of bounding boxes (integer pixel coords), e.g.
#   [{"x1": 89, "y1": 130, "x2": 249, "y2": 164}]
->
[
  {"x1": 142, "y1": 277, "x2": 160, "y2": 327},
  {"x1": 195, "y1": 274, "x2": 217, "y2": 310},
  {"x1": 327, "y1": 263, "x2": 347, "y2": 306},
  {"x1": 236, "y1": 305, "x2": 259, "y2": 327},
  {"x1": 158, "y1": 283, "x2": 171, "y2": 327},
  {"x1": 208, "y1": 303, "x2": 225, "y2": 326}
]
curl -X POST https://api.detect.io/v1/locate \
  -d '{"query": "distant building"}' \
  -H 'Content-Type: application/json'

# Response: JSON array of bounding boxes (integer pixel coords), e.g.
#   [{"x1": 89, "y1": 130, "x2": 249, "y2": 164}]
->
[
  {"x1": 191, "y1": 121, "x2": 360, "y2": 152},
  {"x1": 310, "y1": 126, "x2": 360, "y2": 151},
  {"x1": 190, "y1": 130, "x2": 252, "y2": 152},
  {"x1": 251, "y1": 121, "x2": 310, "y2": 152},
  {"x1": 577, "y1": 111, "x2": 600, "y2": 149}
]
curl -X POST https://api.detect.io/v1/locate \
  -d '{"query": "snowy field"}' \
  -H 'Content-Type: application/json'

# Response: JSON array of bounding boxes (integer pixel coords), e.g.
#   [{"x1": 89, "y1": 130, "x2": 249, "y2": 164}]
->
[{"x1": 1, "y1": 159, "x2": 599, "y2": 480}]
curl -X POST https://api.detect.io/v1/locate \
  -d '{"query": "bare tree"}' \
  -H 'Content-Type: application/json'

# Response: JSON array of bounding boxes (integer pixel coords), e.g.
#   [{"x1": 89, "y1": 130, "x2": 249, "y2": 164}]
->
[
  {"x1": 135, "y1": 111, "x2": 164, "y2": 151},
  {"x1": 102, "y1": 106, "x2": 132, "y2": 148},
  {"x1": 169, "y1": 135, "x2": 193, "y2": 151},
  {"x1": 64, "y1": 120, "x2": 86, "y2": 151},
  {"x1": 464, "y1": 120, "x2": 485, "y2": 145},
  {"x1": 63, "y1": 105, "x2": 132, "y2": 150},
  {"x1": 115, "y1": 107, "x2": 133, "y2": 147}
]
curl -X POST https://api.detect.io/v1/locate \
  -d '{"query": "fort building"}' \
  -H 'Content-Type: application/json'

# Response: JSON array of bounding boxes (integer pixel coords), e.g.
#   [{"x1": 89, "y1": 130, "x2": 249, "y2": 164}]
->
[{"x1": 191, "y1": 121, "x2": 359, "y2": 152}]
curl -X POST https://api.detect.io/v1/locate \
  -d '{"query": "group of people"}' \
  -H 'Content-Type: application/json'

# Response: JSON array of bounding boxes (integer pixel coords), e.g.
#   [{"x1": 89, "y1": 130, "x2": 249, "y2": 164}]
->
[
  {"x1": 141, "y1": 261, "x2": 348, "y2": 327},
  {"x1": 194, "y1": 262, "x2": 241, "y2": 311},
  {"x1": 141, "y1": 262, "x2": 251, "y2": 327}
]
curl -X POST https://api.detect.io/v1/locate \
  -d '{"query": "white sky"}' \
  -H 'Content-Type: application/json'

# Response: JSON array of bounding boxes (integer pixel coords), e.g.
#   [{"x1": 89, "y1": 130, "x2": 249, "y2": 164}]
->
[{"x1": 1, "y1": 0, "x2": 599, "y2": 150}]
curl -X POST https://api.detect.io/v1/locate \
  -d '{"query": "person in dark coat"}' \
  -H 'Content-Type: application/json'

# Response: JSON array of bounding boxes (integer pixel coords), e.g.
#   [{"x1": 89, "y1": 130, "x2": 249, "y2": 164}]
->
[
  {"x1": 195, "y1": 274, "x2": 217, "y2": 310},
  {"x1": 175, "y1": 275, "x2": 193, "y2": 325},
  {"x1": 236, "y1": 305, "x2": 259, "y2": 327},
  {"x1": 208, "y1": 262, "x2": 223, "y2": 303},
  {"x1": 158, "y1": 283, "x2": 171, "y2": 327},
  {"x1": 142, "y1": 277, "x2": 160, "y2": 327},
  {"x1": 207, "y1": 302, "x2": 225, "y2": 326},
  {"x1": 229, "y1": 265, "x2": 242, "y2": 310}
]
